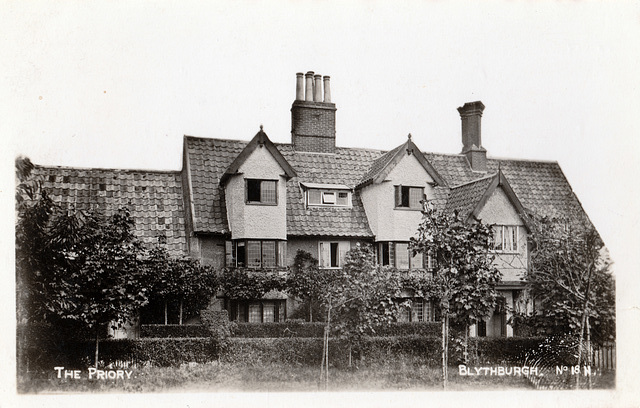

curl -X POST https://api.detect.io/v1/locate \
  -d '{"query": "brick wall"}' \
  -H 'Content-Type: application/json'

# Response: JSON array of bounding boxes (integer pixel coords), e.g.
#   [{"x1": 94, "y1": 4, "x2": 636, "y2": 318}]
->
[{"x1": 291, "y1": 101, "x2": 336, "y2": 153}]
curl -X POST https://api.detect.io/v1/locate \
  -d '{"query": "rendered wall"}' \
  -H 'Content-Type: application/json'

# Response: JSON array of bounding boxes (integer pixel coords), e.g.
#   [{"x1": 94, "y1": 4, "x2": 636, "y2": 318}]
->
[
  {"x1": 224, "y1": 146, "x2": 287, "y2": 240},
  {"x1": 360, "y1": 153, "x2": 435, "y2": 241},
  {"x1": 477, "y1": 186, "x2": 528, "y2": 282}
]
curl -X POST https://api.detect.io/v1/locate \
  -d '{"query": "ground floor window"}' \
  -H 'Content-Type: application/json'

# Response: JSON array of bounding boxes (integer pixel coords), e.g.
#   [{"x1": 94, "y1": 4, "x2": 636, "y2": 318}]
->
[
  {"x1": 225, "y1": 240, "x2": 286, "y2": 269},
  {"x1": 228, "y1": 299, "x2": 286, "y2": 323},
  {"x1": 397, "y1": 298, "x2": 435, "y2": 322},
  {"x1": 318, "y1": 241, "x2": 350, "y2": 268}
]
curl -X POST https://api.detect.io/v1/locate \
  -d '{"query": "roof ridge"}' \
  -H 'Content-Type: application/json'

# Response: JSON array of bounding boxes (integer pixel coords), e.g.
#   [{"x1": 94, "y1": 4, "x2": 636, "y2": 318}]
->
[{"x1": 34, "y1": 164, "x2": 181, "y2": 174}]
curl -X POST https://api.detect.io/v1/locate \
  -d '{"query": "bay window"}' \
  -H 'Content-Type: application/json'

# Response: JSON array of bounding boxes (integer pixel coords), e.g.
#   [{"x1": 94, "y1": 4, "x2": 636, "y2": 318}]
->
[{"x1": 225, "y1": 239, "x2": 287, "y2": 268}]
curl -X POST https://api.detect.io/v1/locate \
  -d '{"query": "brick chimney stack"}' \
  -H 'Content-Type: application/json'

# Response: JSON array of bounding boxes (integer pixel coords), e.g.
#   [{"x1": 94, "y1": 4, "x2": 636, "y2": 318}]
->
[
  {"x1": 291, "y1": 71, "x2": 337, "y2": 153},
  {"x1": 458, "y1": 101, "x2": 487, "y2": 172}
]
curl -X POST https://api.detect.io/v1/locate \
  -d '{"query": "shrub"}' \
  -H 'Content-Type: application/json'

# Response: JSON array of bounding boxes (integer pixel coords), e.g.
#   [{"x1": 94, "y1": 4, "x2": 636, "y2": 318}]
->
[
  {"x1": 140, "y1": 324, "x2": 210, "y2": 338},
  {"x1": 471, "y1": 337, "x2": 548, "y2": 365},
  {"x1": 373, "y1": 322, "x2": 442, "y2": 338}
]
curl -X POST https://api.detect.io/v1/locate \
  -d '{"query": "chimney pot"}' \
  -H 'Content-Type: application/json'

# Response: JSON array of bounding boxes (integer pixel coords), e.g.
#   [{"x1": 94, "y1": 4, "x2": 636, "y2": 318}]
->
[
  {"x1": 314, "y1": 74, "x2": 322, "y2": 102},
  {"x1": 295, "y1": 73, "x2": 304, "y2": 101},
  {"x1": 305, "y1": 71, "x2": 314, "y2": 101},
  {"x1": 323, "y1": 76, "x2": 331, "y2": 103}
]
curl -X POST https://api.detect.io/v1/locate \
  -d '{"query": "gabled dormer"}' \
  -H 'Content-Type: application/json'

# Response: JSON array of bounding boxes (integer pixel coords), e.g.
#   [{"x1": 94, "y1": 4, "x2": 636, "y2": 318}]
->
[
  {"x1": 357, "y1": 134, "x2": 446, "y2": 241},
  {"x1": 446, "y1": 170, "x2": 530, "y2": 283},
  {"x1": 220, "y1": 127, "x2": 296, "y2": 242}
]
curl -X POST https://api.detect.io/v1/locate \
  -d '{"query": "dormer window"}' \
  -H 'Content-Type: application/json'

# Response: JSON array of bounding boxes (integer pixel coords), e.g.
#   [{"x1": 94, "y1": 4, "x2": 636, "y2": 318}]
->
[
  {"x1": 302, "y1": 182, "x2": 352, "y2": 208},
  {"x1": 246, "y1": 179, "x2": 277, "y2": 204}
]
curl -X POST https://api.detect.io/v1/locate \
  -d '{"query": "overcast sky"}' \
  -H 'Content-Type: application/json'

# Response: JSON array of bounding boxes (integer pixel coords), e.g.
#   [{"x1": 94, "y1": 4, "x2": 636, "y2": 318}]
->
[{"x1": 2, "y1": 1, "x2": 640, "y2": 402}]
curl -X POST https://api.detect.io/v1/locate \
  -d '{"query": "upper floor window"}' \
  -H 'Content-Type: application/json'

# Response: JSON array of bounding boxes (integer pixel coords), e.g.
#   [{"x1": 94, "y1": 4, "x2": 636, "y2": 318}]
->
[
  {"x1": 246, "y1": 179, "x2": 277, "y2": 204},
  {"x1": 493, "y1": 225, "x2": 519, "y2": 253},
  {"x1": 394, "y1": 186, "x2": 423, "y2": 209},
  {"x1": 318, "y1": 241, "x2": 351, "y2": 268},
  {"x1": 307, "y1": 189, "x2": 351, "y2": 207},
  {"x1": 225, "y1": 239, "x2": 286, "y2": 269}
]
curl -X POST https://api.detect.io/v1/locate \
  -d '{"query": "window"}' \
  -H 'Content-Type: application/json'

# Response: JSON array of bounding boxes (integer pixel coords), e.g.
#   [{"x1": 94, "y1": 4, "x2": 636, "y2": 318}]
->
[
  {"x1": 493, "y1": 225, "x2": 519, "y2": 252},
  {"x1": 225, "y1": 240, "x2": 286, "y2": 269},
  {"x1": 246, "y1": 179, "x2": 277, "y2": 204},
  {"x1": 307, "y1": 189, "x2": 352, "y2": 207},
  {"x1": 319, "y1": 241, "x2": 350, "y2": 268},
  {"x1": 230, "y1": 300, "x2": 286, "y2": 322},
  {"x1": 378, "y1": 242, "x2": 426, "y2": 270},
  {"x1": 395, "y1": 186, "x2": 424, "y2": 209},
  {"x1": 397, "y1": 298, "x2": 435, "y2": 322}
]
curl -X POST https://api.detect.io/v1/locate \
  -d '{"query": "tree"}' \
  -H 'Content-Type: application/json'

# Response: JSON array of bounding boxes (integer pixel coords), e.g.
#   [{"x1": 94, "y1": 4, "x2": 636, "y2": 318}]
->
[
  {"x1": 523, "y1": 215, "x2": 615, "y2": 388},
  {"x1": 16, "y1": 157, "x2": 154, "y2": 367},
  {"x1": 320, "y1": 243, "x2": 406, "y2": 381},
  {"x1": 145, "y1": 247, "x2": 219, "y2": 325},
  {"x1": 286, "y1": 250, "x2": 338, "y2": 322},
  {"x1": 409, "y1": 203, "x2": 501, "y2": 389},
  {"x1": 220, "y1": 267, "x2": 286, "y2": 300}
]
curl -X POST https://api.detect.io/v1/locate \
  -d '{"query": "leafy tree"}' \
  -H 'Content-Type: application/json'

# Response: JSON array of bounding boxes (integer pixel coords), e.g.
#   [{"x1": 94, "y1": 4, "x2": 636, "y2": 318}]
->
[
  {"x1": 321, "y1": 243, "x2": 406, "y2": 377},
  {"x1": 286, "y1": 250, "x2": 338, "y2": 322},
  {"x1": 409, "y1": 203, "x2": 501, "y2": 389},
  {"x1": 145, "y1": 247, "x2": 219, "y2": 325},
  {"x1": 523, "y1": 216, "x2": 614, "y2": 388},
  {"x1": 16, "y1": 157, "x2": 154, "y2": 367}
]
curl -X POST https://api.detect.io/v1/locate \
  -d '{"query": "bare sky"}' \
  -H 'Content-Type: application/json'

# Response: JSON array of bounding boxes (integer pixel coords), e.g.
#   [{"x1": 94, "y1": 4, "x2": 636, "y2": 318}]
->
[{"x1": 2, "y1": 1, "x2": 640, "y2": 403}]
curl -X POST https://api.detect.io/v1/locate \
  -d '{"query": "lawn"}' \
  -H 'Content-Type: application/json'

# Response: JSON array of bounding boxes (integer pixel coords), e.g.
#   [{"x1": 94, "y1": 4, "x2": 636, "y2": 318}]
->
[{"x1": 20, "y1": 362, "x2": 538, "y2": 393}]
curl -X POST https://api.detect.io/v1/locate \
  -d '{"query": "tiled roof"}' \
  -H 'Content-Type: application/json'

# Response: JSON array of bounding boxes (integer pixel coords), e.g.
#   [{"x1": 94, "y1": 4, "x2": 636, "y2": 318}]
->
[
  {"x1": 445, "y1": 175, "x2": 496, "y2": 219},
  {"x1": 184, "y1": 136, "x2": 247, "y2": 233},
  {"x1": 33, "y1": 166, "x2": 187, "y2": 256},
  {"x1": 185, "y1": 135, "x2": 590, "y2": 236},
  {"x1": 279, "y1": 145, "x2": 382, "y2": 237},
  {"x1": 425, "y1": 152, "x2": 589, "y2": 224}
]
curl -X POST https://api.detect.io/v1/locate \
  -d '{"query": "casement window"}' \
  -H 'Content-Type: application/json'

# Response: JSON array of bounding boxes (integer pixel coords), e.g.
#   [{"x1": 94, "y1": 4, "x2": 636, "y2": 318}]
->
[
  {"x1": 246, "y1": 179, "x2": 277, "y2": 204},
  {"x1": 378, "y1": 242, "x2": 429, "y2": 271},
  {"x1": 307, "y1": 189, "x2": 352, "y2": 207},
  {"x1": 493, "y1": 225, "x2": 519, "y2": 253},
  {"x1": 394, "y1": 185, "x2": 424, "y2": 209},
  {"x1": 318, "y1": 241, "x2": 351, "y2": 268},
  {"x1": 229, "y1": 299, "x2": 286, "y2": 322},
  {"x1": 398, "y1": 298, "x2": 435, "y2": 322},
  {"x1": 225, "y1": 240, "x2": 287, "y2": 268}
]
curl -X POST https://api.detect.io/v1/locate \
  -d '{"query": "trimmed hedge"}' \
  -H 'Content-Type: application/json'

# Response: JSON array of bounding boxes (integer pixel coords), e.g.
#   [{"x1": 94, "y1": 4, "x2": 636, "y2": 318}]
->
[
  {"x1": 472, "y1": 337, "x2": 548, "y2": 365},
  {"x1": 231, "y1": 322, "x2": 325, "y2": 338},
  {"x1": 140, "y1": 324, "x2": 210, "y2": 338},
  {"x1": 94, "y1": 337, "x2": 218, "y2": 367},
  {"x1": 229, "y1": 321, "x2": 442, "y2": 338}
]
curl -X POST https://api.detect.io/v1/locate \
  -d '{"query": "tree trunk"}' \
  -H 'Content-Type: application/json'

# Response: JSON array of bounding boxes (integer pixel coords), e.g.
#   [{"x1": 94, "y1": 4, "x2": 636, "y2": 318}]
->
[
  {"x1": 94, "y1": 327, "x2": 100, "y2": 368},
  {"x1": 586, "y1": 318, "x2": 592, "y2": 389},
  {"x1": 441, "y1": 310, "x2": 448, "y2": 389},
  {"x1": 325, "y1": 296, "x2": 331, "y2": 391},
  {"x1": 348, "y1": 343, "x2": 352, "y2": 368},
  {"x1": 576, "y1": 260, "x2": 594, "y2": 389},
  {"x1": 179, "y1": 299, "x2": 183, "y2": 325},
  {"x1": 164, "y1": 300, "x2": 168, "y2": 325},
  {"x1": 464, "y1": 322, "x2": 469, "y2": 365}
]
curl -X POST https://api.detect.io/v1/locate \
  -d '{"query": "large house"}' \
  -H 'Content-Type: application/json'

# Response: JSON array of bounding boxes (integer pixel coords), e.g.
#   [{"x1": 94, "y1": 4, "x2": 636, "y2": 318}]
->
[{"x1": 33, "y1": 71, "x2": 590, "y2": 337}]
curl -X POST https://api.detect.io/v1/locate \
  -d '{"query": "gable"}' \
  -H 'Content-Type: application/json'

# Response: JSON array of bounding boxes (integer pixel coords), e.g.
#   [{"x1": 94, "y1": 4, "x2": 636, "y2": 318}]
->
[{"x1": 477, "y1": 186, "x2": 525, "y2": 226}]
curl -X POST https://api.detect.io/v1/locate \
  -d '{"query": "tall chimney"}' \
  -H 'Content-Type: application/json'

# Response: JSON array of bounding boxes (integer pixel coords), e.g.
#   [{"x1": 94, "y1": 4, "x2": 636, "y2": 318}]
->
[
  {"x1": 323, "y1": 76, "x2": 331, "y2": 103},
  {"x1": 458, "y1": 101, "x2": 487, "y2": 172},
  {"x1": 291, "y1": 71, "x2": 337, "y2": 153},
  {"x1": 305, "y1": 71, "x2": 314, "y2": 101},
  {"x1": 295, "y1": 72, "x2": 304, "y2": 101}
]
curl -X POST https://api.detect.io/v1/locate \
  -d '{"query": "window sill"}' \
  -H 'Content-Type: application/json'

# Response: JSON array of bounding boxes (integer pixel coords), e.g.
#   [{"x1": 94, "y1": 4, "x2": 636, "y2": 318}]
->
[{"x1": 245, "y1": 202, "x2": 278, "y2": 206}]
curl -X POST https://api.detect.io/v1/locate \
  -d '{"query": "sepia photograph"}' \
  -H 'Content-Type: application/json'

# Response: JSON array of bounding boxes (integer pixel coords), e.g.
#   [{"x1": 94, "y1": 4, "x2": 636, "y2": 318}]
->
[{"x1": 3, "y1": 1, "x2": 639, "y2": 407}]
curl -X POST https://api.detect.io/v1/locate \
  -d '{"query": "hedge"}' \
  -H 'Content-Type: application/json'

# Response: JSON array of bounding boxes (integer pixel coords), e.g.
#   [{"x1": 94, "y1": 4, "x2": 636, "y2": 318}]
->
[
  {"x1": 231, "y1": 322, "x2": 325, "y2": 338},
  {"x1": 140, "y1": 324, "x2": 210, "y2": 338},
  {"x1": 228, "y1": 321, "x2": 442, "y2": 338}
]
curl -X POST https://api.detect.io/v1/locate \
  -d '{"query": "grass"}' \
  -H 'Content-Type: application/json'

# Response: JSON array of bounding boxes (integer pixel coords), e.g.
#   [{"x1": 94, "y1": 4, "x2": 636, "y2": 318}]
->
[{"x1": 19, "y1": 362, "x2": 538, "y2": 393}]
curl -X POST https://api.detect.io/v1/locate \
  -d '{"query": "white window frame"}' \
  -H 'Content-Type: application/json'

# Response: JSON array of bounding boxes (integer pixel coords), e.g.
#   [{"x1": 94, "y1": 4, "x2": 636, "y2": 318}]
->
[
  {"x1": 245, "y1": 179, "x2": 278, "y2": 205},
  {"x1": 307, "y1": 189, "x2": 352, "y2": 208},
  {"x1": 394, "y1": 185, "x2": 424, "y2": 210},
  {"x1": 318, "y1": 241, "x2": 350, "y2": 269},
  {"x1": 493, "y1": 225, "x2": 519, "y2": 253}
]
